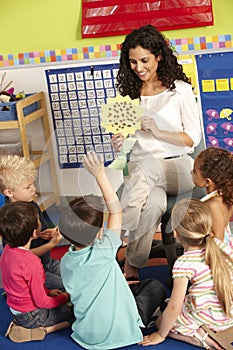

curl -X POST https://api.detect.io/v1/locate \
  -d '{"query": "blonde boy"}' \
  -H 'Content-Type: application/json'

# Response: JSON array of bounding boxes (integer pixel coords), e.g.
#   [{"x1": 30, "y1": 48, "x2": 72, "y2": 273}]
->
[{"x1": 0, "y1": 154, "x2": 64, "y2": 291}]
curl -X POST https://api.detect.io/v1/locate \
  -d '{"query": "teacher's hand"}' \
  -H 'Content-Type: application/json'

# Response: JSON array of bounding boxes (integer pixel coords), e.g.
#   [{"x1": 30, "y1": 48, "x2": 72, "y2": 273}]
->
[
  {"x1": 141, "y1": 117, "x2": 160, "y2": 138},
  {"x1": 111, "y1": 133, "x2": 125, "y2": 152}
]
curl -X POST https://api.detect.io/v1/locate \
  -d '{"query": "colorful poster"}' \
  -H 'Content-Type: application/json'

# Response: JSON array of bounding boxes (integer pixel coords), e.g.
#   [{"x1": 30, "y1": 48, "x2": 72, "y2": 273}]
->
[{"x1": 196, "y1": 52, "x2": 233, "y2": 152}]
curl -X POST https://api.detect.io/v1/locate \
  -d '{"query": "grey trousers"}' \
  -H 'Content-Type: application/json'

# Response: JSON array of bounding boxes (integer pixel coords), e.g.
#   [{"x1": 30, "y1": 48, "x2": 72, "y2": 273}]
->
[{"x1": 120, "y1": 154, "x2": 194, "y2": 267}]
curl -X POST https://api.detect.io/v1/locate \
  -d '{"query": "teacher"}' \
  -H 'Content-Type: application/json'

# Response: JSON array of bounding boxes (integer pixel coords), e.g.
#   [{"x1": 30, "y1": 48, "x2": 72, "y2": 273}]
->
[{"x1": 112, "y1": 25, "x2": 201, "y2": 279}]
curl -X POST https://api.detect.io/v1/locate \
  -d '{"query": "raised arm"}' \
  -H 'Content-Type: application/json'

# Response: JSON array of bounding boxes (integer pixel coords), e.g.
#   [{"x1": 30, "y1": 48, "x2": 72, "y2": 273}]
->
[{"x1": 83, "y1": 151, "x2": 122, "y2": 235}]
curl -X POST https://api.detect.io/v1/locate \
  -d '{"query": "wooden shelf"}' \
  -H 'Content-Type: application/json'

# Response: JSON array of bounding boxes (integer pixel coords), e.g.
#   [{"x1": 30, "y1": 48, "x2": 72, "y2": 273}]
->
[{"x1": 31, "y1": 150, "x2": 50, "y2": 168}]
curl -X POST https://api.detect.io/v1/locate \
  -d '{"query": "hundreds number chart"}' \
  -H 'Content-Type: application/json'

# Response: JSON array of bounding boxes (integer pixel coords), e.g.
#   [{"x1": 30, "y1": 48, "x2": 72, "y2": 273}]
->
[{"x1": 45, "y1": 63, "x2": 119, "y2": 168}]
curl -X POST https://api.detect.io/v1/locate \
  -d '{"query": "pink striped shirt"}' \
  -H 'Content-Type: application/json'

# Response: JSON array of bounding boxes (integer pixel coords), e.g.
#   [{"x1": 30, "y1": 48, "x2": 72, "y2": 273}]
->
[{"x1": 172, "y1": 245, "x2": 233, "y2": 336}]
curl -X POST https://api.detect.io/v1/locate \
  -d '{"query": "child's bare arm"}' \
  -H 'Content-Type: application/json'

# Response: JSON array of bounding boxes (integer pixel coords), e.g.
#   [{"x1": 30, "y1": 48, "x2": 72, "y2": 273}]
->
[
  {"x1": 141, "y1": 277, "x2": 188, "y2": 346},
  {"x1": 83, "y1": 152, "x2": 122, "y2": 234}
]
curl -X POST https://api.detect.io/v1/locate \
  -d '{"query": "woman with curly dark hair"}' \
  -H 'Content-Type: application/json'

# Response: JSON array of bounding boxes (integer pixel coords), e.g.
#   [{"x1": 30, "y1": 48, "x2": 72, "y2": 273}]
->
[
  {"x1": 116, "y1": 25, "x2": 189, "y2": 99},
  {"x1": 112, "y1": 25, "x2": 201, "y2": 279},
  {"x1": 192, "y1": 146, "x2": 233, "y2": 242}
]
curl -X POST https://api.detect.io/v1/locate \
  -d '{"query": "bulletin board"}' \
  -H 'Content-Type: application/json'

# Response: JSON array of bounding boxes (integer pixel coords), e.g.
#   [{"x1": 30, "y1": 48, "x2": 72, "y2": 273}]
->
[
  {"x1": 45, "y1": 63, "x2": 119, "y2": 168},
  {"x1": 196, "y1": 52, "x2": 233, "y2": 152}
]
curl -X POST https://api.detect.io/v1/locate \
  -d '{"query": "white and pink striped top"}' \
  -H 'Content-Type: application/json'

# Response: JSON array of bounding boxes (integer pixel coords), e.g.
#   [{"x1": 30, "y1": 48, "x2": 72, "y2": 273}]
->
[{"x1": 172, "y1": 244, "x2": 233, "y2": 336}]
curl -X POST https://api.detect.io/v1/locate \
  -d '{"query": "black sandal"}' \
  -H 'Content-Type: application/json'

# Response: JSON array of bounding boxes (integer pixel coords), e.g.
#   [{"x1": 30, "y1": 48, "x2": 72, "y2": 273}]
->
[{"x1": 126, "y1": 276, "x2": 140, "y2": 282}]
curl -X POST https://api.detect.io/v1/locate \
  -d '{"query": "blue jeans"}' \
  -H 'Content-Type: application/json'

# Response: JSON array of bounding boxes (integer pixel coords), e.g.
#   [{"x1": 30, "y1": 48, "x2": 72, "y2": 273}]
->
[
  {"x1": 13, "y1": 304, "x2": 74, "y2": 328},
  {"x1": 44, "y1": 258, "x2": 64, "y2": 291}
]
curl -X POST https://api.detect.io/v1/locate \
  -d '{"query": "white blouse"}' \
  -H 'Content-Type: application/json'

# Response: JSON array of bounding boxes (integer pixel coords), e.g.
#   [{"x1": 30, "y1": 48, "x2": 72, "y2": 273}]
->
[{"x1": 130, "y1": 80, "x2": 201, "y2": 161}]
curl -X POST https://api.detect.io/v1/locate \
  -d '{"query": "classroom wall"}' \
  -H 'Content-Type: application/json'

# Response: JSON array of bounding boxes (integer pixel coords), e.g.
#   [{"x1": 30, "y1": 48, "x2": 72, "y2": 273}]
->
[
  {"x1": 0, "y1": 0, "x2": 232, "y2": 197},
  {"x1": 0, "y1": 59, "x2": 121, "y2": 197},
  {"x1": 0, "y1": 0, "x2": 232, "y2": 54}
]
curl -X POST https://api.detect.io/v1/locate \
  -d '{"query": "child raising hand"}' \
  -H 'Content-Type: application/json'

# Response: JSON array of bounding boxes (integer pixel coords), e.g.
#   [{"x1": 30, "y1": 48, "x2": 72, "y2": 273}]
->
[
  {"x1": 59, "y1": 151, "x2": 144, "y2": 349},
  {"x1": 60, "y1": 152, "x2": 166, "y2": 348}
]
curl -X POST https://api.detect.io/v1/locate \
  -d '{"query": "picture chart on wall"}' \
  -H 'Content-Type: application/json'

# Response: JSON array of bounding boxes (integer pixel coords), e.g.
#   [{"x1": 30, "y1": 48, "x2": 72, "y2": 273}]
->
[
  {"x1": 45, "y1": 63, "x2": 119, "y2": 168},
  {"x1": 196, "y1": 52, "x2": 233, "y2": 152}
]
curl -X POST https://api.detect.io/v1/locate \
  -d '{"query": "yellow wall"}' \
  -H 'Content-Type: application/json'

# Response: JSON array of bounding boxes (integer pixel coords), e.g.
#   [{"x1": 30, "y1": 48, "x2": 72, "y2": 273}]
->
[{"x1": 0, "y1": 0, "x2": 232, "y2": 54}]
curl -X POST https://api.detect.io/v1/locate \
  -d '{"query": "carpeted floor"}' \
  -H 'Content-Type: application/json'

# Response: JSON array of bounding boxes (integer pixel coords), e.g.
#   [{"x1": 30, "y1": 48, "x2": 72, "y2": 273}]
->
[
  {"x1": 0, "y1": 208, "x2": 201, "y2": 349},
  {"x1": 0, "y1": 264, "x2": 200, "y2": 350}
]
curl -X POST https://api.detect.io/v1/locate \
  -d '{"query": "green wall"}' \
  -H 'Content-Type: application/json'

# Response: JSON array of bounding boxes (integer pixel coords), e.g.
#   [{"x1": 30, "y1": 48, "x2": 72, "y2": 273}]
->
[{"x1": 0, "y1": 0, "x2": 232, "y2": 54}]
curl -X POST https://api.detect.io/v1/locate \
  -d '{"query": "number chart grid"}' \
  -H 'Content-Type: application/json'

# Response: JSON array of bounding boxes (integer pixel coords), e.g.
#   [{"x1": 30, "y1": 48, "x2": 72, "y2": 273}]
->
[{"x1": 45, "y1": 63, "x2": 119, "y2": 168}]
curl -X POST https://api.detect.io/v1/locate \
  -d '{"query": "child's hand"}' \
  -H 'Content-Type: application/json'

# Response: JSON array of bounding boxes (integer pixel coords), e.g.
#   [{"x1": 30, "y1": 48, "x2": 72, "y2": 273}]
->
[
  {"x1": 111, "y1": 133, "x2": 125, "y2": 152},
  {"x1": 39, "y1": 227, "x2": 57, "y2": 240},
  {"x1": 139, "y1": 332, "x2": 165, "y2": 346},
  {"x1": 48, "y1": 227, "x2": 62, "y2": 246},
  {"x1": 83, "y1": 151, "x2": 104, "y2": 178},
  {"x1": 48, "y1": 289, "x2": 63, "y2": 296},
  {"x1": 62, "y1": 291, "x2": 70, "y2": 303}
]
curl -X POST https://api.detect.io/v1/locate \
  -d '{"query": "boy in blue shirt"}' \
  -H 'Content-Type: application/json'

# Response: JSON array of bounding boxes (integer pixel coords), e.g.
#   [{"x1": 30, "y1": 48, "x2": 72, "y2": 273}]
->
[{"x1": 59, "y1": 151, "x2": 166, "y2": 349}]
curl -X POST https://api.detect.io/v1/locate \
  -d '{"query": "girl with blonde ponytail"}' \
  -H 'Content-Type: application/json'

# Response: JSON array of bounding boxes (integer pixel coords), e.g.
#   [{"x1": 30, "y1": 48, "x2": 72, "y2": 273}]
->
[{"x1": 141, "y1": 199, "x2": 233, "y2": 349}]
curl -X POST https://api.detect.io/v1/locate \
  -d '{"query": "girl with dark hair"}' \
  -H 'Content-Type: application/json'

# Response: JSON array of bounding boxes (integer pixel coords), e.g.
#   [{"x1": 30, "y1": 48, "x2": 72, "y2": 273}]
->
[
  {"x1": 112, "y1": 25, "x2": 201, "y2": 279},
  {"x1": 192, "y1": 146, "x2": 233, "y2": 243}
]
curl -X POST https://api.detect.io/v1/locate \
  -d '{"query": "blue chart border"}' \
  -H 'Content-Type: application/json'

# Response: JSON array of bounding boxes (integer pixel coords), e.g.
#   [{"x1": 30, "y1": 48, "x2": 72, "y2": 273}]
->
[
  {"x1": 196, "y1": 52, "x2": 233, "y2": 152},
  {"x1": 45, "y1": 63, "x2": 119, "y2": 168}
]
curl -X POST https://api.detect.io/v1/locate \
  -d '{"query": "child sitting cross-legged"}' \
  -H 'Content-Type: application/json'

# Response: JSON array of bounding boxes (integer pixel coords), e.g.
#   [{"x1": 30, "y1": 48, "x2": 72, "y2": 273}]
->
[{"x1": 0, "y1": 201, "x2": 74, "y2": 343}]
